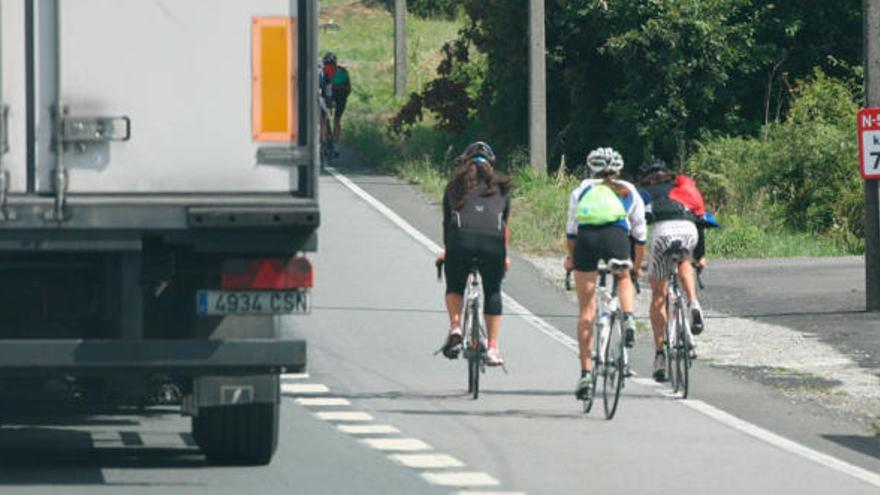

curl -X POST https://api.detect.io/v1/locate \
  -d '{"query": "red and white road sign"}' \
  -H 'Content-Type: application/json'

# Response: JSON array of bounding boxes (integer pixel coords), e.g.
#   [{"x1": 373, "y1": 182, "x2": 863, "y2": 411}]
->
[{"x1": 858, "y1": 108, "x2": 880, "y2": 179}]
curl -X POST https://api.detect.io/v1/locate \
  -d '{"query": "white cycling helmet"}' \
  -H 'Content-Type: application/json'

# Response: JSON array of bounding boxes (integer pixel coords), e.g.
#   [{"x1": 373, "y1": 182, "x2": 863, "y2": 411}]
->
[{"x1": 586, "y1": 147, "x2": 624, "y2": 175}]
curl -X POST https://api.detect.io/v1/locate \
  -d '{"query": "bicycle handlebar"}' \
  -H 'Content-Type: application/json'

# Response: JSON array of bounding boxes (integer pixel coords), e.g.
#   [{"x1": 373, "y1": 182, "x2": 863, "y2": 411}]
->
[{"x1": 436, "y1": 258, "x2": 444, "y2": 281}]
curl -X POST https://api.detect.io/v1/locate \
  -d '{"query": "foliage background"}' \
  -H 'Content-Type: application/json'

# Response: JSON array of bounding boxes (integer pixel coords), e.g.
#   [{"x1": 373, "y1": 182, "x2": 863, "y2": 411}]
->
[{"x1": 385, "y1": 0, "x2": 865, "y2": 253}]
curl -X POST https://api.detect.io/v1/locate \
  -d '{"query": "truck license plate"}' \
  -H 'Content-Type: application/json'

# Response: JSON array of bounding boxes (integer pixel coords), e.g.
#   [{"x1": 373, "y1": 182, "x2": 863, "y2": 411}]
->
[{"x1": 197, "y1": 290, "x2": 310, "y2": 316}]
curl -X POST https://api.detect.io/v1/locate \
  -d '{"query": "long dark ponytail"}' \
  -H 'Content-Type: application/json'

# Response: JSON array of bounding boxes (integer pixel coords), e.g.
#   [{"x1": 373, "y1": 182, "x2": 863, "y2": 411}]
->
[{"x1": 447, "y1": 162, "x2": 512, "y2": 210}]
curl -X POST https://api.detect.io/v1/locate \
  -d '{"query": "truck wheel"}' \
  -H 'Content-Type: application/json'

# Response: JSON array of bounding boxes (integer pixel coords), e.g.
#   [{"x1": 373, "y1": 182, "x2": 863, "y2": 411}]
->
[{"x1": 192, "y1": 402, "x2": 280, "y2": 465}]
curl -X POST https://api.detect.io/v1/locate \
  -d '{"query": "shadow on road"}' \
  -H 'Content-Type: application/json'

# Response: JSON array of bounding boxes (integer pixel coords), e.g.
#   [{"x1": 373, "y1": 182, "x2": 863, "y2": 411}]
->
[
  {"x1": 822, "y1": 434, "x2": 880, "y2": 462},
  {"x1": 0, "y1": 418, "x2": 207, "y2": 486}
]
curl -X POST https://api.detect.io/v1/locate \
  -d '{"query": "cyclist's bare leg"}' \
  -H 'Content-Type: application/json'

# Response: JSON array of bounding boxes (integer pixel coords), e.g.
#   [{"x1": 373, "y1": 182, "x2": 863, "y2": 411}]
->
[
  {"x1": 333, "y1": 115, "x2": 342, "y2": 144},
  {"x1": 320, "y1": 114, "x2": 329, "y2": 143},
  {"x1": 617, "y1": 272, "x2": 635, "y2": 313},
  {"x1": 445, "y1": 293, "x2": 463, "y2": 330},
  {"x1": 574, "y1": 270, "x2": 598, "y2": 371},
  {"x1": 678, "y1": 260, "x2": 698, "y2": 304},
  {"x1": 649, "y1": 276, "x2": 669, "y2": 350},
  {"x1": 485, "y1": 315, "x2": 501, "y2": 347}
]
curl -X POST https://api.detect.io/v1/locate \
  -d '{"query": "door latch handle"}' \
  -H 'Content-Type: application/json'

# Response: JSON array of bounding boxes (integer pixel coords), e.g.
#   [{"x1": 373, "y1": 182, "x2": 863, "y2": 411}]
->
[{"x1": 60, "y1": 114, "x2": 131, "y2": 144}]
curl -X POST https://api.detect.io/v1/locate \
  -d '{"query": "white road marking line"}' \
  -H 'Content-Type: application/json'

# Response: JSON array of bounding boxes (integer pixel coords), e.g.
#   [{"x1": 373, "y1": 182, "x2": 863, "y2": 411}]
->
[
  {"x1": 329, "y1": 167, "x2": 880, "y2": 490},
  {"x1": 315, "y1": 411, "x2": 374, "y2": 422},
  {"x1": 281, "y1": 372, "x2": 310, "y2": 380},
  {"x1": 295, "y1": 397, "x2": 352, "y2": 407},
  {"x1": 337, "y1": 424, "x2": 401, "y2": 435},
  {"x1": 361, "y1": 437, "x2": 432, "y2": 451},
  {"x1": 389, "y1": 453, "x2": 464, "y2": 468},
  {"x1": 421, "y1": 472, "x2": 500, "y2": 487},
  {"x1": 683, "y1": 399, "x2": 880, "y2": 488},
  {"x1": 281, "y1": 383, "x2": 329, "y2": 395}
]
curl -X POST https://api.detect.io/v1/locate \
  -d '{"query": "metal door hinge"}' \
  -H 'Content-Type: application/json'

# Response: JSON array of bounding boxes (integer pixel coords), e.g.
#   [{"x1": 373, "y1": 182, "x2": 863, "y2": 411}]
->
[{"x1": 0, "y1": 105, "x2": 9, "y2": 155}]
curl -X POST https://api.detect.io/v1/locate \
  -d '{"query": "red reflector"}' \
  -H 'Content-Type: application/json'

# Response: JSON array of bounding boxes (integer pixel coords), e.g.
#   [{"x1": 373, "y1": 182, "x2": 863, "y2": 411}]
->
[{"x1": 222, "y1": 257, "x2": 313, "y2": 290}]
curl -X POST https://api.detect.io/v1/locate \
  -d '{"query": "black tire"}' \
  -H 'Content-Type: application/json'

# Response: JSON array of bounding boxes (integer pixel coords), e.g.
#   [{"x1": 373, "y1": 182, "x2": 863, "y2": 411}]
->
[
  {"x1": 582, "y1": 348, "x2": 600, "y2": 414},
  {"x1": 192, "y1": 402, "x2": 280, "y2": 466},
  {"x1": 679, "y1": 310, "x2": 691, "y2": 399},
  {"x1": 664, "y1": 338, "x2": 676, "y2": 390},
  {"x1": 603, "y1": 314, "x2": 625, "y2": 419},
  {"x1": 673, "y1": 307, "x2": 689, "y2": 397},
  {"x1": 463, "y1": 299, "x2": 475, "y2": 394},
  {"x1": 469, "y1": 304, "x2": 481, "y2": 400}
]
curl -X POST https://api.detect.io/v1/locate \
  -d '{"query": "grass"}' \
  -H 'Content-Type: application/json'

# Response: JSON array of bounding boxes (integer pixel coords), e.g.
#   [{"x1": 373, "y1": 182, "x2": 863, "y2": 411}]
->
[{"x1": 326, "y1": 1, "x2": 858, "y2": 260}]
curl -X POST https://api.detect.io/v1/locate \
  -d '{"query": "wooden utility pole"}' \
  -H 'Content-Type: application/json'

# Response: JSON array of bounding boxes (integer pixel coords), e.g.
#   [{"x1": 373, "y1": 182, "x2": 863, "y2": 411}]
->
[
  {"x1": 529, "y1": 0, "x2": 547, "y2": 173},
  {"x1": 865, "y1": 0, "x2": 880, "y2": 311},
  {"x1": 394, "y1": 0, "x2": 407, "y2": 97}
]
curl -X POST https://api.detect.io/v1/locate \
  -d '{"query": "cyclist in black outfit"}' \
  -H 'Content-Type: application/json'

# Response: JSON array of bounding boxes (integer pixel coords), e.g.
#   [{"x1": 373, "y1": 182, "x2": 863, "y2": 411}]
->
[{"x1": 437, "y1": 142, "x2": 512, "y2": 366}]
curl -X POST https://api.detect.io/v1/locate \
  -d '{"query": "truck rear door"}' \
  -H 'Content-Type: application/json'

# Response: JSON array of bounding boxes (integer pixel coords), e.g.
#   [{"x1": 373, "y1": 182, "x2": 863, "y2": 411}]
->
[
  {"x1": 0, "y1": 1, "x2": 27, "y2": 195},
  {"x1": 32, "y1": 0, "x2": 314, "y2": 194}
]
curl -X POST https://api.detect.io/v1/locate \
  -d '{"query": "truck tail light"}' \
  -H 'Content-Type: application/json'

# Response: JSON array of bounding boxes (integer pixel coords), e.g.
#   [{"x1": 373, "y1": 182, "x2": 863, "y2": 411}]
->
[{"x1": 222, "y1": 257, "x2": 313, "y2": 290}]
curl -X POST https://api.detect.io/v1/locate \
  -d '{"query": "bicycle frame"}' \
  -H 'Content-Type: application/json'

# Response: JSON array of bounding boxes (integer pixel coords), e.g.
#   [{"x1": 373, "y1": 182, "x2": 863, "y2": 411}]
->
[
  {"x1": 665, "y1": 257, "x2": 694, "y2": 396},
  {"x1": 462, "y1": 269, "x2": 487, "y2": 354},
  {"x1": 461, "y1": 266, "x2": 487, "y2": 399}
]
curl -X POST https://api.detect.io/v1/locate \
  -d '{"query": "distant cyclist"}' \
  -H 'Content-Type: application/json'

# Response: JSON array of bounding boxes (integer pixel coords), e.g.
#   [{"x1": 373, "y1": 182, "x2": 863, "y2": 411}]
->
[
  {"x1": 437, "y1": 142, "x2": 512, "y2": 366},
  {"x1": 638, "y1": 157, "x2": 711, "y2": 382},
  {"x1": 565, "y1": 148, "x2": 647, "y2": 400},
  {"x1": 319, "y1": 65, "x2": 332, "y2": 152},
  {"x1": 321, "y1": 52, "x2": 351, "y2": 152}
]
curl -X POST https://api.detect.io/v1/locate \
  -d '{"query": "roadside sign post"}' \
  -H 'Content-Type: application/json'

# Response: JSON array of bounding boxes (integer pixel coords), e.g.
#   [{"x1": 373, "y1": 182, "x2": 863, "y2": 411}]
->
[
  {"x1": 529, "y1": 0, "x2": 547, "y2": 174},
  {"x1": 394, "y1": 0, "x2": 407, "y2": 97},
  {"x1": 858, "y1": 109, "x2": 880, "y2": 179},
  {"x1": 865, "y1": 0, "x2": 880, "y2": 312}
]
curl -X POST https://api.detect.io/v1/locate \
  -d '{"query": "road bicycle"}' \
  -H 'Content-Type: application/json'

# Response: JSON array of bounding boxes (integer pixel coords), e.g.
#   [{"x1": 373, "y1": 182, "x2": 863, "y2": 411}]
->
[
  {"x1": 662, "y1": 240, "x2": 697, "y2": 398},
  {"x1": 436, "y1": 259, "x2": 489, "y2": 400},
  {"x1": 320, "y1": 128, "x2": 334, "y2": 171},
  {"x1": 568, "y1": 258, "x2": 632, "y2": 420}
]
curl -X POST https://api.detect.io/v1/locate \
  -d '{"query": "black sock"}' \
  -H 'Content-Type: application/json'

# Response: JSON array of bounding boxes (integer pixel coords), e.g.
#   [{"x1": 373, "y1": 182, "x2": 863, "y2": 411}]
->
[
  {"x1": 624, "y1": 312, "x2": 634, "y2": 320},
  {"x1": 581, "y1": 369, "x2": 589, "y2": 378}
]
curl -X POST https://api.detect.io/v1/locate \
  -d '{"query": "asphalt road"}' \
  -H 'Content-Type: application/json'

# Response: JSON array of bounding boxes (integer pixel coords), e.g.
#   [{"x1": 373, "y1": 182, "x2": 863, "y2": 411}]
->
[{"x1": 0, "y1": 161, "x2": 877, "y2": 494}]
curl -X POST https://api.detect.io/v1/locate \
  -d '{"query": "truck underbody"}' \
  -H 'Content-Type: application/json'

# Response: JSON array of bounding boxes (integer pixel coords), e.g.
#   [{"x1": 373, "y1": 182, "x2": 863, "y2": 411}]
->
[{"x1": 0, "y1": 195, "x2": 319, "y2": 464}]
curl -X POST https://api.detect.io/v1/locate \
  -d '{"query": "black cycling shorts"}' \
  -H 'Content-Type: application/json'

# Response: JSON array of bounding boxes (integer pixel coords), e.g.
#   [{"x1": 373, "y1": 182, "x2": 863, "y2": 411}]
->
[
  {"x1": 333, "y1": 92, "x2": 348, "y2": 119},
  {"x1": 444, "y1": 234, "x2": 506, "y2": 316},
  {"x1": 573, "y1": 224, "x2": 631, "y2": 272}
]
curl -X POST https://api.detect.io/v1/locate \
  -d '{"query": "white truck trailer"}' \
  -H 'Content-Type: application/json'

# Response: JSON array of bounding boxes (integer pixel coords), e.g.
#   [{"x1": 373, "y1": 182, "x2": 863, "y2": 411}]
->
[{"x1": 0, "y1": 0, "x2": 319, "y2": 465}]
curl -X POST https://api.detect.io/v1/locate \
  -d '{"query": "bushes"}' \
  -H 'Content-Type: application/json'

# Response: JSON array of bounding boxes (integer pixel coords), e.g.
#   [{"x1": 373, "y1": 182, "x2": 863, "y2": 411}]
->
[{"x1": 688, "y1": 70, "x2": 864, "y2": 254}]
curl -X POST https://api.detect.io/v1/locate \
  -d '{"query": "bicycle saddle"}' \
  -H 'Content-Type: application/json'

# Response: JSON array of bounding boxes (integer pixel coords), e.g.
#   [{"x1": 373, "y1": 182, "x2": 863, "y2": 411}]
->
[
  {"x1": 600, "y1": 258, "x2": 633, "y2": 274},
  {"x1": 664, "y1": 240, "x2": 690, "y2": 260}
]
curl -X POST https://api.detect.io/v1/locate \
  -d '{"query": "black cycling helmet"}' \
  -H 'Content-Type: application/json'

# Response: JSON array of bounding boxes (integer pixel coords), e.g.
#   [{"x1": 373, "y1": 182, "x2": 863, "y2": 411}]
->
[
  {"x1": 323, "y1": 52, "x2": 337, "y2": 65},
  {"x1": 460, "y1": 141, "x2": 496, "y2": 166},
  {"x1": 639, "y1": 157, "x2": 670, "y2": 177}
]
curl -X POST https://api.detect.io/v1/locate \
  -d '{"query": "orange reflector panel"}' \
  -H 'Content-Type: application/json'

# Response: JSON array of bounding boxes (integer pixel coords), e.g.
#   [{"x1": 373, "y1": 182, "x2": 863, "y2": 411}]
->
[{"x1": 252, "y1": 17, "x2": 297, "y2": 142}]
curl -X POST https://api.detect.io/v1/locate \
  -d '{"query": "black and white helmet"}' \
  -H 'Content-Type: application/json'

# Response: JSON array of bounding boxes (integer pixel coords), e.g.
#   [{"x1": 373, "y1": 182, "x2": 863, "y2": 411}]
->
[
  {"x1": 586, "y1": 147, "x2": 624, "y2": 175},
  {"x1": 322, "y1": 52, "x2": 337, "y2": 65},
  {"x1": 460, "y1": 141, "x2": 496, "y2": 166}
]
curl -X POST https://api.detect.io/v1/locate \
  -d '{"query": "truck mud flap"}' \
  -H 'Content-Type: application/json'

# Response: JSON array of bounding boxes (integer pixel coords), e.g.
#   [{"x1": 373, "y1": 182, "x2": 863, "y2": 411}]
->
[{"x1": 0, "y1": 339, "x2": 305, "y2": 376}]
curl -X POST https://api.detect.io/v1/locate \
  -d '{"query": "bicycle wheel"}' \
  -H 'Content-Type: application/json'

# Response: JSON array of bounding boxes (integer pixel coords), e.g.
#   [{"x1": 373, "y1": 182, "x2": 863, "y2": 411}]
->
[
  {"x1": 468, "y1": 304, "x2": 481, "y2": 400},
  {"x1": 678, "y1": 308, "x2": 691, "y2": 399},
  {"x1": 602, "y1": 312, "x2": 625, "y2": 419},
  {"x1": 582, "y1": 356, "x2": 598, "y2": 414},
  {"x1": 664, "y1": 335, "x2": 676, "y2": 389},
  {"x1": 461, "y1": 293, "x2": 474, "y2": 394},
  {"x1": 673, "y1": 306, "x2": 689, "y2": 396}
]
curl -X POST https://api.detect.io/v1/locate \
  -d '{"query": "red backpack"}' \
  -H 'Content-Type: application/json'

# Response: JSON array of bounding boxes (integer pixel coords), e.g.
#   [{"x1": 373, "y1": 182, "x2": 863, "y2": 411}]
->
[{"x1": 669, "y1": 175, "x2": 706, "y2": 217}]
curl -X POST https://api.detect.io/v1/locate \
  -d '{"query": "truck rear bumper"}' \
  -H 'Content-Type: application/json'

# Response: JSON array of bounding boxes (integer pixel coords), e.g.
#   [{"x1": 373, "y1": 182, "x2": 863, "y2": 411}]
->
[{"x1": 0, "y1": 339, "x2": 305, "y2": 376}]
